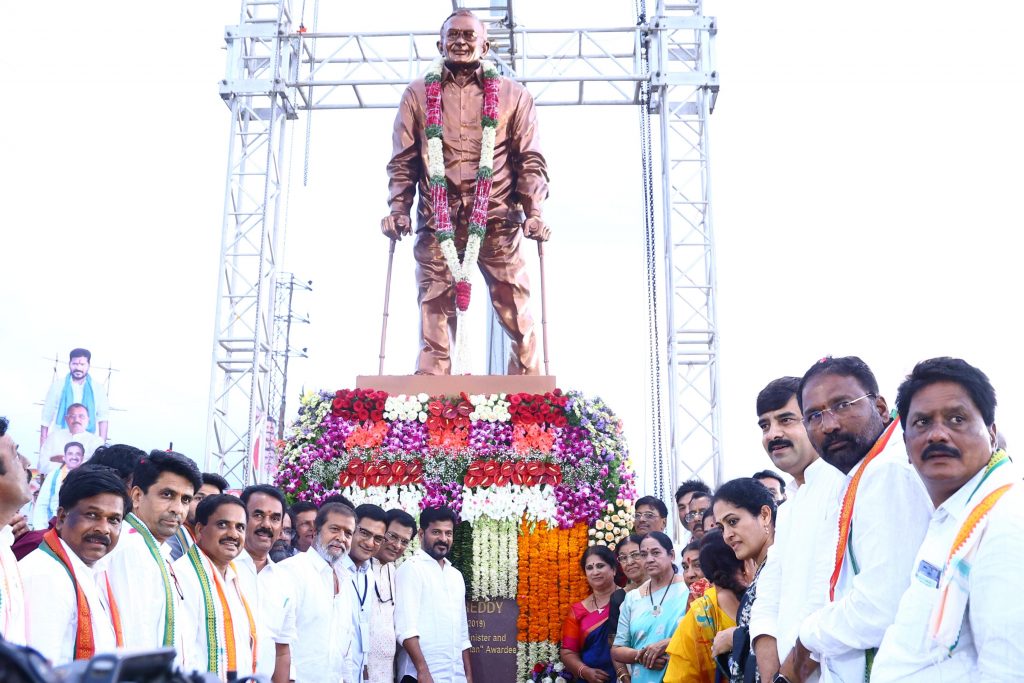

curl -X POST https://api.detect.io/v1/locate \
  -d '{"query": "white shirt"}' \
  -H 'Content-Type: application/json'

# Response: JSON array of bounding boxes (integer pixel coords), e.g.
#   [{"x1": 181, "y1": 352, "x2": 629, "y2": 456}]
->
[
  {"x1": 41, "y1": 374, "x2": 110, "y2": 428},
  {"x1": 798, "y1": 423, "x2": 933, "y2": 683},
  {"x1": 105, "y1": 515, "x2": 188, "y2": 661},
  {"x1": 395, "y1": 548, "x2": 471, "y2": 683},
  {"x1": 368, "y1": 558, "x2": 398, "y2": 683},
  {"x1": 235, "y1": 549, "x2": 296, "y2": 676},
  {"x1": 277, "y1": 548, "x2": 354, "y2": 683},
  {"x1": 0, "y1": 526, "x2": 27, "y2": 645},
  {"x1": 872, "y1": 460, "x2": 1024, "y2": 682},
  {"x1": 749, "y1": 457, "x2": 847, "y2": 678},
  {"x1": 343, "y1": 553, "x2": 375, "y2": 683},
  {"x1": 37, "y1": 428, "x2": 104, "y2": 475},
  {"x1": 20, "y1": 537, "x2": 117, "y2": 666},
  {"x1": 174, "y1": 549, "x2": 256, "y2": 679}
]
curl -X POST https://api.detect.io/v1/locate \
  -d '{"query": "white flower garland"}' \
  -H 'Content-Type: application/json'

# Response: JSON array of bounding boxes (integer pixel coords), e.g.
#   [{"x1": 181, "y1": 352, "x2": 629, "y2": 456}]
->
[
  {"x1": 470, "y1": 516, "x2": 519, "y2": 600},
  {"x1": 423, "y1": 57, "x2": 499, "y2": 374}
]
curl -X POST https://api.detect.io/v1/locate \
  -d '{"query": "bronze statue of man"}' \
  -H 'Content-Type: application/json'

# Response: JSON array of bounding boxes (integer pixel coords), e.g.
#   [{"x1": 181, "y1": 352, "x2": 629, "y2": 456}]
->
[{"x1": 382, "y1": 9, "x2": 550, "y2": 376}]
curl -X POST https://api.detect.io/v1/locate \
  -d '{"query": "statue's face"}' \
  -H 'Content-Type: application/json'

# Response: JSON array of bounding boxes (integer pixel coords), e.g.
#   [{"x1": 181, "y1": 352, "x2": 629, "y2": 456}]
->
[{"x1": 438, "y1": 14, "x2": 489, "y2": 67}]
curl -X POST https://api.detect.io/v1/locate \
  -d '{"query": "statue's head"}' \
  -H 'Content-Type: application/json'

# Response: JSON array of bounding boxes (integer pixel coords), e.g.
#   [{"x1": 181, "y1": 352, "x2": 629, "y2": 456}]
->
[{"x1": 437, "y1": 9, "x2": 489, "y2": 68}]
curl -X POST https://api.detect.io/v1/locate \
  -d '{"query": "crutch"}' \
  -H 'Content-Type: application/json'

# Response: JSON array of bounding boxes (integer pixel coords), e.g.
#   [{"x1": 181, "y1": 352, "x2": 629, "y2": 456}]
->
[{"x1": 378, "y1": 239, "x2": 396, "y2": 375}]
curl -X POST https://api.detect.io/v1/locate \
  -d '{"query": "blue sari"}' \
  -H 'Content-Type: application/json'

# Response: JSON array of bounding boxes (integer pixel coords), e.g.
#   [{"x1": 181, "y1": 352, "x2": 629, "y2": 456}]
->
[
  {"x1": 614, "y1": 579, "x2": 690, "y2": 683},
  {"x1": 563, "y1": 600, "x2": 616, "y2": 677}
]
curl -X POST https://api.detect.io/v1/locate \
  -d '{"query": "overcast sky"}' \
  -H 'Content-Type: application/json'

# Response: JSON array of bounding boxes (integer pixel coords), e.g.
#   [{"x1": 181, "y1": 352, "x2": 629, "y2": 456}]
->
[{"x1": 2, "y1": 1, "x2": 1021, "y2": 494}]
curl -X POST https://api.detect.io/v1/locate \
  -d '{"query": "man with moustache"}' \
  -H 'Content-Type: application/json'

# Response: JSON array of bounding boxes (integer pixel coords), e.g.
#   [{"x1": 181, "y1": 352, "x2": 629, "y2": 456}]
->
[
  {"x1": 236, "y1": 484, "x2": 293, "y2": 682},
  {"x1": 395, "y1": 506, "x2": 473, "y2": 683},
  {"x1": 20, "y1": 465, "x2": 128, "y2": 665},
  {"x1": 0, "y1": 417, "x2": 34, "y2": 644},
  {"x1": 290, "y1": 500, "x2": 317, "y2": 552},
  {"x1": 344, "y1": 504, "x2": 388, "y2": 683},
  {"x1": 674, "y1": 479, "x2": 712, "y2": 545},
  {"x1": 872, "y1": 358, "x2": 1024, "y2": 681},
  {"x1": 684, "y1": 491, "x2": 713, "y2": 542},
  {"x1": 369, "y1": 509, "x2": 417, "y2": 683},
  {"x1": 106, "y1": 450, "x2": 201, "y2": 656},
  {"x1": 633, "y1": 495, "x2": 669, "y2": 536},
  {"x1": 40, "y1": 348, "x2": 109, "y2": 445},
  {"x1": 277, "y1": 502, "x2": 356, "y2": 683},
  {"x1": 38, "y1": 403, "x2": 104, "y2": 476},
  {"x1": 778, "y1": 357, "x2": 932, "y2": 683},
  {"x1": 382, "y1": 9, "x2": 550, "y2": 376},
  {"x1": 32, "y1": 440, "x2": 86, "y2": 530},
  {"x1": 175, "y1": 494, "x2": 258, "y2": 680},
  {"x1": 168, "y1": 472, "x2": 228, "y2": 560},
  {"x1": 747, "y1": 376, "x2": 848, "y2": 682}
]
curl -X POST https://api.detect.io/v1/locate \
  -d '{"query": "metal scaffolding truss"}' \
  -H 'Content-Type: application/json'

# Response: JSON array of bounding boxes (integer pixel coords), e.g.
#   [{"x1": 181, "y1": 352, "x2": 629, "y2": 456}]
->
[{"x1": 208, "y1": 0, "x2": 722, "y2": 490}]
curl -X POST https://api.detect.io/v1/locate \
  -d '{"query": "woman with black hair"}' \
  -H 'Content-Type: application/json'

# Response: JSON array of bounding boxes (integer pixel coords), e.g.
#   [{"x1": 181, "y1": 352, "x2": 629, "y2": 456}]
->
[
  {"x1": 607, "y1": 534, "x2": 647, "y2": 683},
  {"x1": 612, "y1": 532, "x2": 689, "y2": 683},
  {"x1": 712, "y1": 478, "x2": 776, "y2": 683},
  {"x1": 561, "y1": 545, "x2": 620, "y2": 682},
  {"x1": 663, "y1": 530, "x2": 746, "y2": 682}
]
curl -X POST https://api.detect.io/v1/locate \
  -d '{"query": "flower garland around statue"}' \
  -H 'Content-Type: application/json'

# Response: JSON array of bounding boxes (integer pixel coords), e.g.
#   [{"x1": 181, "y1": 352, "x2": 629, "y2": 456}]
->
[{"x1": 424, "y1": 57, "x2": 500, "y2": 373}]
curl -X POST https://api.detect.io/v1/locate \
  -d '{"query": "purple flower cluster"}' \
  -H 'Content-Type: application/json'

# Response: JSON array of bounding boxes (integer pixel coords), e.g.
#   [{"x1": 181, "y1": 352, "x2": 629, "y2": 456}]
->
[
  {"x1": 422, "y1": 480, "x2": 463, "y2": 514},
  {"x1": 384, "y1": 420, "x2": 428, "y2": 454},
  {"x1": 530, "y1": 662, "x2": 572, "y2": 682},
  {"x1": 552, "y1": 482, "x2": 605, "y2": 529},
  {"x1": 467, "y1": 420, "x2": 513, "y2": 456},
  {"x1": 552, "y1": 426, "x2": 595, "y2": 464}
]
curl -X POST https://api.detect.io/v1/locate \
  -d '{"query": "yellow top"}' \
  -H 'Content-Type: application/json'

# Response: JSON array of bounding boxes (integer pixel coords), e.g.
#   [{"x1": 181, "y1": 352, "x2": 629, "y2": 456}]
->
[{"x1": 663, "y1": 586, "x2": 737, "y2": 683}]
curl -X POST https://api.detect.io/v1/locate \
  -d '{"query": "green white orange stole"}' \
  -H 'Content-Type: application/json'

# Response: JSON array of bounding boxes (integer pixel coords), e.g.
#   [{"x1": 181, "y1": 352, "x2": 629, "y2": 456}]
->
[
  {"x1": 185, "y1": 544, "x2": 258, "y2": 680},
  {"x1": 827, "y1": 416, "x2": 899, "y2": 680},
  {"x1": 39, "y1": 528, "x2": 124, "y2": 660},
  {"x1": 124, "y1": 513, "x2": 176, "y2": 647},
  {"x1": 929, "y1": 449, "x2": 1013, "y2": 653}
]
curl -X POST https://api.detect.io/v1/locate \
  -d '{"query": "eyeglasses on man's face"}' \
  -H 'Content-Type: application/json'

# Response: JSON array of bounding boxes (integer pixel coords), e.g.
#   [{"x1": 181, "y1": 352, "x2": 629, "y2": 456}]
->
[
  {"x1": 356, "y1": 526, "x2": 387, "y2": 546},
  {"x1": 445, "y1": 29, "x2": 478, "y2": 44},
  {"x1": 635, "y1": 511, "x2": 663, "y2": 521},
  {"x1": 385, "y1": 530, "x2": 412, "y2": 548},
  {"x1": 683, "y1": 509, "x2": 707, "y2": 523},
  {"x1": 803, "y1": 393, "x2": 874, "y2": 428}
]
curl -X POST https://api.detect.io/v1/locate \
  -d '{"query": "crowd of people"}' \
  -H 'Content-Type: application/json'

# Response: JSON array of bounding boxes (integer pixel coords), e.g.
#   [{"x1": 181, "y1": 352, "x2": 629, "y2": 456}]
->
[
  {"x1": 557, "y1": 355, "x2": 1020, "y2": 683},
  {"x1": 0, "y1": 353, "x2": 1019, "y2": 683}
]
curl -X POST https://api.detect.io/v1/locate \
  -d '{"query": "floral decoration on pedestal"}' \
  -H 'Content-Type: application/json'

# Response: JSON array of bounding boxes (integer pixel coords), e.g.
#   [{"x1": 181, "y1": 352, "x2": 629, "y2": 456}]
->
[{"x1": 277, "y1": 388, "x2": 637, "y2": 682}]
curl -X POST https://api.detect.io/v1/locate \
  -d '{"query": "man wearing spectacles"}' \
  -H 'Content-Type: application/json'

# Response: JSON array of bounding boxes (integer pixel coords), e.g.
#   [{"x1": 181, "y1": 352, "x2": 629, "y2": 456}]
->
[
  {"x1": 382, "y1": 8, "x2": 550, "y2": 376},
  {"x1": 682, "y1": 492, "x2": 712, "y2": 541},
  {"x1": 778, "y1": 357, "x2": 931, "y2": 683},
  {"x1": 345, "y1": 504, "x2": 389, "y2": 683},
  {"x1": 369, "y1": 509, "x2": 418, "y2": 683},
  {"x1": 674, "y1": 479, "x2": 712, "y2": 545},
  {"x1": 633, "y1": 495, "x2": 669, "y2": 536}
]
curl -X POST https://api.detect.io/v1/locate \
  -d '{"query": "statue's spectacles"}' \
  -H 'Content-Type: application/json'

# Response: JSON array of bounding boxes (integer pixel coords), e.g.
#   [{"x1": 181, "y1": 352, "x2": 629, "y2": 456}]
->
[{"x1": 446, "y1": 29, "x2": 478, "y2": 43}]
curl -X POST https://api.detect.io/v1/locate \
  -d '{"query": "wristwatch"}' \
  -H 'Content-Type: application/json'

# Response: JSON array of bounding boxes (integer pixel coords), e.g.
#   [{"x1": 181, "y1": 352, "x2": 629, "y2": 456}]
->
[{"x1": 772, "y1": 674, "x2": 793, "y2": 683}]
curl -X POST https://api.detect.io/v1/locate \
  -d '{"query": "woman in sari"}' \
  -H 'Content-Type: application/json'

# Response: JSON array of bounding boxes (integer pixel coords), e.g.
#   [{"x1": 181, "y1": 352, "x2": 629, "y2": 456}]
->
[
  {"x1": 608, "y1": 534, "x2": 647, "y2": 683},
  {"x1": 561, "y1": 545, "x2": 619, "y2": 682},
  {"x1": 663, "y1": 530, "x2": 747, "y2": 683},
  {"x1": 611, "y1": 532, "x2": 689, "y2": 683},
  {"x1": 712, "y1": 477, "x2": 776, "y2": 683}
]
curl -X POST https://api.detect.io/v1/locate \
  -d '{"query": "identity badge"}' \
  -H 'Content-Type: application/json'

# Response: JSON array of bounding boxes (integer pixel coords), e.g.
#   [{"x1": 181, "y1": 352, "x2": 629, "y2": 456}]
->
[{"x1": 915, "y1": 559, "x2": 942, "y2": 588}]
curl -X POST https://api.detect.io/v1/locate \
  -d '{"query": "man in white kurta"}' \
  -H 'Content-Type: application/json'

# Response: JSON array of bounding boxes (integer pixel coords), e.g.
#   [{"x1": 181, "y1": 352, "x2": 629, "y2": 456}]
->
[
  {"x1": 37, "y1": 405, "x2": 104, "y2": 477},
  {"x1": 32, "y1": 441, "x2": 85, "y2": 529},
  {"x1": 236, "y1": 484, "x2": 295, "y2": 679},
  {"x1": 21, "y1": 534, "x2": 117, "y2": 664},
  {"x1": 395, "y1": 508, "x2": 472, "y2": 683},
  {"x1": 872, "y1": 357, "x2": 1024, "y2": 682},
  {"x1": 780, "y1": 357, "x2": 933, "y2": 683},
  {"x1": 105, "y1": 451, "x2": 201, "y2": 663},
  {"x1": 174, "y1": 495, "x2": 256, "y2": 681},
  {"x1": 20, "y1": 463, "x2": 128, "y2": 666},
  {"x1": 276, "y1": 502, "x2": 357, "y2": 683},
  {"x1": 748, "y1": 378, "x2": 848, "y2": 682}
]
